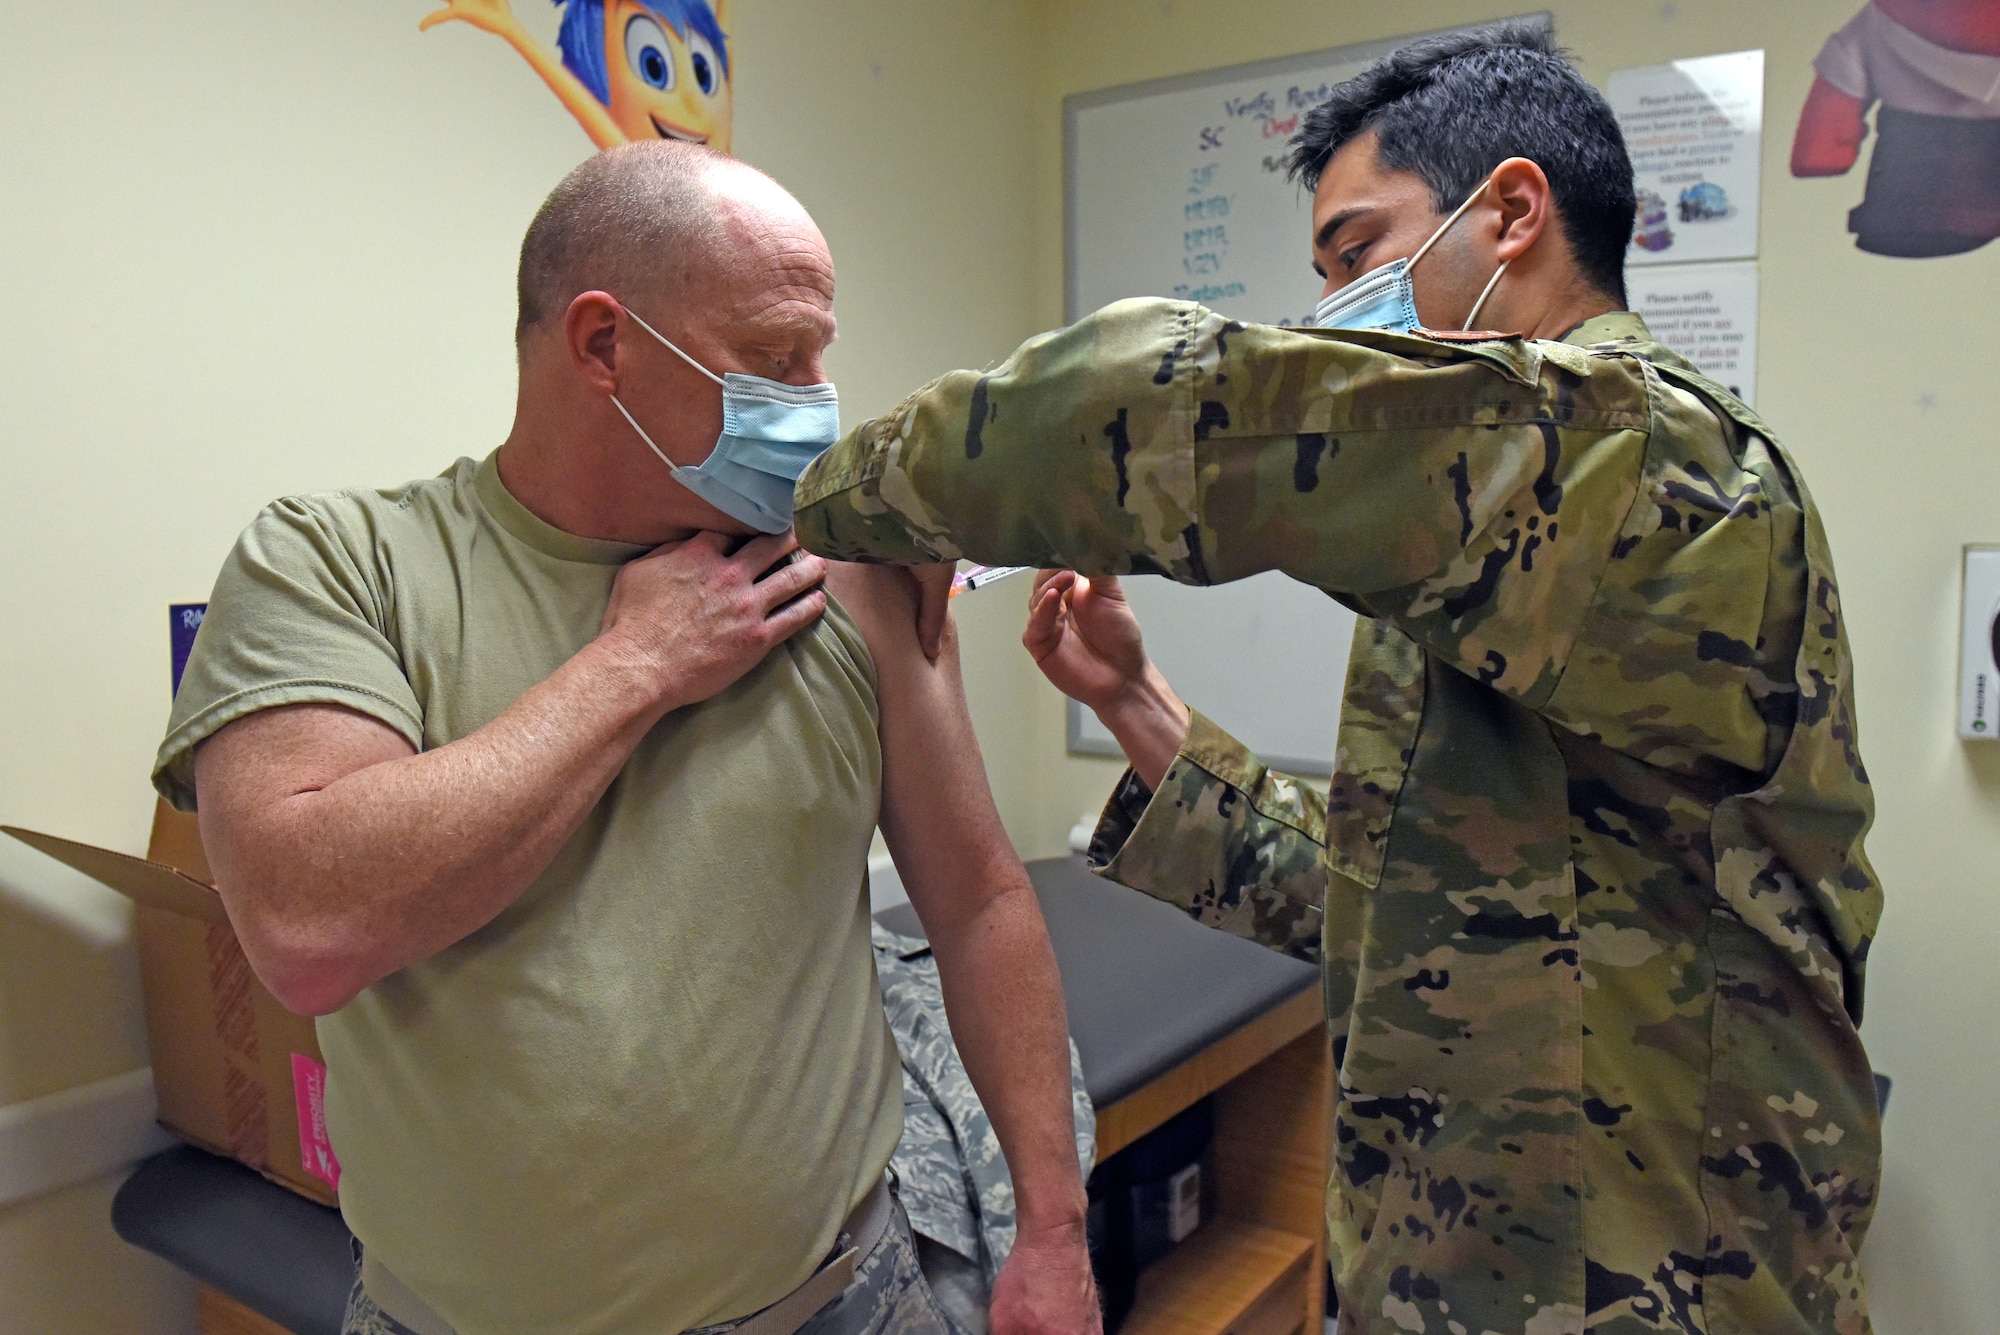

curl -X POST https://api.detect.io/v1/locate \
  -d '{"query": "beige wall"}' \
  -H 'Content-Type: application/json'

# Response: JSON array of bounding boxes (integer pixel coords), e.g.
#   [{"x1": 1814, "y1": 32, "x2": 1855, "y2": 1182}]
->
[
  {"x1": 0, "y1": 2, "x2": 1041, "y2": 1330},
  {"x1": 2, "y1": 1, "x2": 1992, "y2": 1331}
]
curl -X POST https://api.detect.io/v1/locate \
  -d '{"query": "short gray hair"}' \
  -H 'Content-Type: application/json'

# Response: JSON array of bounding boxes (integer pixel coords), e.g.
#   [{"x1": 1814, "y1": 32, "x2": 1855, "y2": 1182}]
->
[{"x1": 515, "y1": 141, "x2": 733, "y2": 338}]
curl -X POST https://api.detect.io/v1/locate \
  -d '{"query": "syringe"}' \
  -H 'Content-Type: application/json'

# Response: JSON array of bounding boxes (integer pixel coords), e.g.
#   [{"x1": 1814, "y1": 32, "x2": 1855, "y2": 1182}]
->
[{"x1": 950, "y1": 565, "x2": 1033, "y2": 598}]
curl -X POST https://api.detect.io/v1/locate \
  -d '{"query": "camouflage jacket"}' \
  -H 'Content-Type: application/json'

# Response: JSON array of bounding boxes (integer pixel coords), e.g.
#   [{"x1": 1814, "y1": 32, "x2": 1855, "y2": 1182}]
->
[
  {"x1": 798, "y1": 303, "x2": 1882, "y2": 1335},
  {"x1": 873, "y1": 923, "x2": 1096, "y2": 1285}
]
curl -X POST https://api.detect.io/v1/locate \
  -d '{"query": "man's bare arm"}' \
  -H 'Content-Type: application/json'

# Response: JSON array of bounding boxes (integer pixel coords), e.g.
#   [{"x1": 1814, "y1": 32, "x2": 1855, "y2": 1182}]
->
[
  {"x1": 827, "y1": 564, "x2": 1098, "y2": 1335},
  {"x1": 195, "y1": 532, "x2": 827, "y2": 1016}
]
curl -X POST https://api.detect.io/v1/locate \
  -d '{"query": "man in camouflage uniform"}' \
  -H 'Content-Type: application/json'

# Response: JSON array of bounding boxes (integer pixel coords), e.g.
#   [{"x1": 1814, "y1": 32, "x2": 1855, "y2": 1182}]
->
[{"x1": 794, "y1": 25, "x2": 1882, "y2": 1335}]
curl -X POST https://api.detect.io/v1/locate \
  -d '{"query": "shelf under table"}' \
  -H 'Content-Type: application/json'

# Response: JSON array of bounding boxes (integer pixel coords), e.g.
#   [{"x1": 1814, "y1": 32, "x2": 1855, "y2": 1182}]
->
[{"x1": 1122, "y1": 1216, "x2": 1316, "y2": 1335}]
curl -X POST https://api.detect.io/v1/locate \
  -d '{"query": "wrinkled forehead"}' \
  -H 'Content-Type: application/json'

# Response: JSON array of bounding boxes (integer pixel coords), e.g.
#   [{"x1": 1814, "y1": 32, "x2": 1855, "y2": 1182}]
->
[
  {"x1": 719, "y1": 241, "x2": 832, "y2": 319},
  {"x1": 695, "y1": 218, "x2": 837, "y2": 346},
  {"x1": 734, "y1": 289, "x2": 838, "y2": 349},
  {"x1": 601, "y1": 176, "x2": 824, "y2": 334}
]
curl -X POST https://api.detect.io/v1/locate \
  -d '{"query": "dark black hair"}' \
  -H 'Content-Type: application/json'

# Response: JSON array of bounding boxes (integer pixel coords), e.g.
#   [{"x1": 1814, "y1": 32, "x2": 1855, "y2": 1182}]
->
[{"x1": 1288, "y1": 21, "x2": 1635, "y2": 304}]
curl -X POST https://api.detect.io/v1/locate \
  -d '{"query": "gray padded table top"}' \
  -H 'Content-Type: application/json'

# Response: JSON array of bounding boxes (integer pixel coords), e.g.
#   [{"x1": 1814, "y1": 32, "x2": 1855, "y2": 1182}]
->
[
  {"x1": 113, "y1": 1145, "x2": 350, "y2": 1335},
  {"x1": 876, "y1": 855, "x2": 1319, "y2": 1108}
]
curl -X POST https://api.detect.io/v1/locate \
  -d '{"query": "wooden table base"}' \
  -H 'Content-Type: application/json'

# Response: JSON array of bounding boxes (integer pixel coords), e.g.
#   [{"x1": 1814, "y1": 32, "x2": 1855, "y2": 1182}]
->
[{"x1": 198, "y1": 1285, "x2": 298, "y2": 1335}]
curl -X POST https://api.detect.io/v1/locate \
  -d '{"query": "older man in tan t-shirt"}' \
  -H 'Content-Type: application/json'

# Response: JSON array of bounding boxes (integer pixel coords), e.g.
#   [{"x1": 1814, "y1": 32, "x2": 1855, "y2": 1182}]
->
[{"x1": 153, "y1": 144, "x2": 1097, "y2": 1335}]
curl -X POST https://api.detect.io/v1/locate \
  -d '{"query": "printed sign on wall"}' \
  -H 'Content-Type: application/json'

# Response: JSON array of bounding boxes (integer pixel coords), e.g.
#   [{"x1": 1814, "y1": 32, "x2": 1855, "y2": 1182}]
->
[
  {"x1": 1631, "y1": 261, "x2": 1760, "y2": 406},
  {"x1": 422, "y1": 0, "x2": 734, "y2": 152},
  {"x1": 1611, "y1": 50, "x2": 1764, "y2": 267}
]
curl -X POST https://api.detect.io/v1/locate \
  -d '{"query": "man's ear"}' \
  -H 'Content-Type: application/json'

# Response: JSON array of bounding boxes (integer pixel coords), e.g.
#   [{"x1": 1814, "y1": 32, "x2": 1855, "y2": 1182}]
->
[
  {"x1": 1487, "y1": 157, "x2": 1554, "y2": 266},
  {"x1": 564, "y1": 291, "x2": 623, "y2": 396}
]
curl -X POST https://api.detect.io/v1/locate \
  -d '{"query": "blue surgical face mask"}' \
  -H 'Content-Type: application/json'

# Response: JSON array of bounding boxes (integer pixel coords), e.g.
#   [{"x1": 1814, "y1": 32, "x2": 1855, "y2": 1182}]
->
[
  {"x1": 1312, "y1": 177, "x2": 1507, "y2": 335},
  {"x1": 609, "y1": 305, "x2": 840, "y2": 534}
]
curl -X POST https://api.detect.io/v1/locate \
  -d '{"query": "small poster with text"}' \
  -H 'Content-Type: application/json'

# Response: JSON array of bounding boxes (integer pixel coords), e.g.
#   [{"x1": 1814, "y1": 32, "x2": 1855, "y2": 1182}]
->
[
  {"x1": 1632, "y1": 260, "x2": 1760, "y2": 406},
  {"x1": 1612, "y1": 50, "x2": 1764, "y2": 266}
]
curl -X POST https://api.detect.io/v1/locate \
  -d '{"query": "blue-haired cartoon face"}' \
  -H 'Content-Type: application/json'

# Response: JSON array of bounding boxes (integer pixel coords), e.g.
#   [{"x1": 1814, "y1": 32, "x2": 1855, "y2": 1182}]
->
[{"x1": 555, "y1": 0, "x2": 734, "y2": 150}]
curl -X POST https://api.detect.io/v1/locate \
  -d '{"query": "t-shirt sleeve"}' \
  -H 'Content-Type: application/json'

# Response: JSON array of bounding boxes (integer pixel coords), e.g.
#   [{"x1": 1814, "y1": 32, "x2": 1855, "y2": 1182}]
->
[
  {"x1": 1813, "y1": 8, "x2": 1872, "y2": 101},
  {"x1": 152, "y1": 496, "x2": 424, "y2": 811}
]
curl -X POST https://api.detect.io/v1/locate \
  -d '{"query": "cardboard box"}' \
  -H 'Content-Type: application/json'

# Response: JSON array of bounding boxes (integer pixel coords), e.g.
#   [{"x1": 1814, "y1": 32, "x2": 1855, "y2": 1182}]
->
[{"x1": 3, "y1": 801, "x2": 340, "y2": 1206}]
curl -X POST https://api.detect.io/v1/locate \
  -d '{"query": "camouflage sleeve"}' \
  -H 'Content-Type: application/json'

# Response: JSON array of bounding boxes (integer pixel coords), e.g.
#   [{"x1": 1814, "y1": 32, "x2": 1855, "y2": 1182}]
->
[
  {"x1": 794, "y1": 297, "x2": 1651, "y2": 716},
  {"x1": 1084, "y1": 710, "x2": 1326, "y2": 964}
]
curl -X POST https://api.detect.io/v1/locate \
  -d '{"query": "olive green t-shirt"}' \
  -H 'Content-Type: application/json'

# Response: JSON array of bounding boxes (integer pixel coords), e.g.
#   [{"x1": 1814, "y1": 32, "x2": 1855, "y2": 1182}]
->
[{"x1": 154, "y1": 455, "x2": 903, "y2": 1335}]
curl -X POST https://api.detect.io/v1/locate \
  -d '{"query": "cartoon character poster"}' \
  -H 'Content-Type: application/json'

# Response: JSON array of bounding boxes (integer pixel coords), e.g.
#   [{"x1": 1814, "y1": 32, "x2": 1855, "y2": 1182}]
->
[
  {"x1": 422, "y1": 0, "x2": 733, "y2": 152},
  {"x1": 1790, "y1": 0, "x2": 2000, "y2": 256}
]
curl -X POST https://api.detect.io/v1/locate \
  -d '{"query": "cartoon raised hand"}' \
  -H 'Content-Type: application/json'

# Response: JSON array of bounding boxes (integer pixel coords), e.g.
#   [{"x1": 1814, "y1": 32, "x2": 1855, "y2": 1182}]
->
[
  {"x1": 418, "y1": 0, "x2": 521, "y2": 38},
  {"x1": 420, "y1": 0, "x2": 734, "y2": 154}
]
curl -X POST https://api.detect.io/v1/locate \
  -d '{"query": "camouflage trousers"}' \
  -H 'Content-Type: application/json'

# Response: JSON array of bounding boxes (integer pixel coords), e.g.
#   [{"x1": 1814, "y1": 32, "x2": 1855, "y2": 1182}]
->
[{"x1": 341, "y1": 1193, "x2": 957, "y2": 1335}]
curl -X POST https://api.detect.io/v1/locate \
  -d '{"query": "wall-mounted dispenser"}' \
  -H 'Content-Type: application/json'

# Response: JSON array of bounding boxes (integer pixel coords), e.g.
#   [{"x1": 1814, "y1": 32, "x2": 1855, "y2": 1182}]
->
[{"x1": 1959, "y1": 547, "x2": 2000, "y2": 739}]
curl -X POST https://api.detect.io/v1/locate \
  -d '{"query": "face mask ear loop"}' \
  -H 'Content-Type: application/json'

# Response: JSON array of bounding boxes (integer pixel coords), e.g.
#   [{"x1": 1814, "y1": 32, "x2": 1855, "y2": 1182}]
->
[
  {"x1": 619, "y1": 305, "x2": 726, "y2": 387},
  {"x1": 1409, "y1": 177, "x2": 1494, "y2": 271},
  {"x1": 1463, "y1": 261, "x2": 1509, "y2": 331},
  {"x1": 610, "y1": 394, "x2": 695, "y2": 483}
]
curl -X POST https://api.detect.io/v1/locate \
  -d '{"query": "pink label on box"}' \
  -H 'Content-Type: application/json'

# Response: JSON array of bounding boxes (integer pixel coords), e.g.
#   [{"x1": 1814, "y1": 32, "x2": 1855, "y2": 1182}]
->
[{"x1": 291, "y1": 1053, "x2": 341, "y2": 1192}]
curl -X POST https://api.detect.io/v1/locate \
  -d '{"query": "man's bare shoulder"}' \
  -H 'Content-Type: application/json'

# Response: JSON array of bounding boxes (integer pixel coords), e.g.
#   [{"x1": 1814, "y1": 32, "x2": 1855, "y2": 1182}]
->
[{"x1": 823, "y1": 562, "x2": 957, "y2": 682}]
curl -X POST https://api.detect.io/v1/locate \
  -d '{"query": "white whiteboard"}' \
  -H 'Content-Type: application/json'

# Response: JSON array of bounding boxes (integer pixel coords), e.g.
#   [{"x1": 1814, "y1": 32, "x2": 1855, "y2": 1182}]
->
[
  {"x1": 1062, "y1": 19, "x2": 1547, "y2": 773},
  {"x1": 1065, "y1": 16, "x2": 1550, "y2": 327}
]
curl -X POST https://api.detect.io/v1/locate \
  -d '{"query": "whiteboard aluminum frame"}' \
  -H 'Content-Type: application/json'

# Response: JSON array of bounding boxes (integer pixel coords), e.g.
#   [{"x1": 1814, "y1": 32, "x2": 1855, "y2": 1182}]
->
[
  {"x1": 1063, "y1": 13, "x2": 1553, "y2": 323},
  {"x1": 1060, "y1": 16, "x2": 1551, "y2": 771}
]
